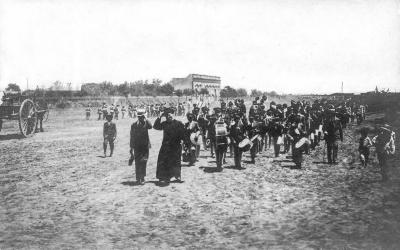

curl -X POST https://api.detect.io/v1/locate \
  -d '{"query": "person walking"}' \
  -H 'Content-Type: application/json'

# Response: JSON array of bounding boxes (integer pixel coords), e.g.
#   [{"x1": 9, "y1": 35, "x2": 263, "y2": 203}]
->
[
  {"x1": 373, "y1": 124, "x2": 395, "y2": 181},
  {"x1": 154, "y1": 108, "x2": 185, "y2": 185},
  {"x1": 323, "y1": 110, "x2": 343, "y2": 164},
  {"x1": 130, "y1": 109, "x2": 152, "y2": 185},
  {"x1": 103, "y1": 114, "x2": 117, "y2": 157}
]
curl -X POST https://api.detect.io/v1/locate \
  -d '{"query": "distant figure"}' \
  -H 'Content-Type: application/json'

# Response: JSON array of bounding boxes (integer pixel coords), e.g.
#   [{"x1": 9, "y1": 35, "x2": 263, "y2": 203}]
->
[
  {"x1": 130, "y1": 109, "x2": 152, "y2": 185},
  {"x1": 358, "y1": 127, "x2": 372, "y2": 167},
  {"x1": 373, "y1": 124, "x2": 395, "y2": 181},
  {"x1": 102, "y1": 103, "x2": 108, "y2": 120},
  {"x1": 154, "y1": 108, "x2": 185, "y2": 185},
  {"x1": 97, "y1": 107, "x2": 102, "y2": 120},
  {"x1": 114, "y1": 105, "x2": 119, "y2": 120},
  {"x1": 85, "y1": 105, "x2": 91, "y2": 120},
  {"x1": 103, "y1": 114, "x2": 117, "y2": 157},
  {"x1": 121, "y1": 106, "x2": 126, "y2": 119}
]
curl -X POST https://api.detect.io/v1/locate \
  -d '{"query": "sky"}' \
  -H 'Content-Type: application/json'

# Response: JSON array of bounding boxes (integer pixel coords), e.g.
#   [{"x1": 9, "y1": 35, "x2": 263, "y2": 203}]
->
[{"x1": 0, "y1": 0, "x2": 399, "y2": 94}]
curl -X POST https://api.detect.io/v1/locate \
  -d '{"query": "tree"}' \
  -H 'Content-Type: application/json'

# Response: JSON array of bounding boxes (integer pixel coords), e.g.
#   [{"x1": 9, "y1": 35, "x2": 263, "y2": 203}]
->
[
  {"x1": 183, "y1": 88, "x2": 194, "y2": 96},
  {"x1": 158, "y1": 83, "x2": 174, "y2": 96},
  {"x1": 251, "y1": 89, "x2": 263, "y2": 97},
  {"x1": 220, "y1": 86, "x2": 237, "y2": 98},
  {"x1": 236, "y1": 88, "x2": 247, "y2": 97},
  {"x1": 175, "y1": 89, "x2": 183, "y2": 97},
  {"x1": 199, "y1": 88, "x2": 209, "y2": 96},
  {"x1": 5, "y1": 83, "x2": 21, "y2": 92}
]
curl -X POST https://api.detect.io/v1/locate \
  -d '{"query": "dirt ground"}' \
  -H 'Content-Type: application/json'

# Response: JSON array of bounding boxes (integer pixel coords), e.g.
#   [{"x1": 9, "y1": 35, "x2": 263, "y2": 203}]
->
[{"x1": 1, "y1": 109, "x2": 400, "y2": 249}]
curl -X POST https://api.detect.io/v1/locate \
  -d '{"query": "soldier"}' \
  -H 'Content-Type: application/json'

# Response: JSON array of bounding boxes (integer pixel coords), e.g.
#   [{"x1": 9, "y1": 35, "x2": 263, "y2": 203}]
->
[
  {"x1": 372, "y1": 124, "x2": 395, "y2": 181},
  {"x1": 109, "y1": 104, "x2": 115, "y2": 119},
  {"x1": 184, "y1": 112, "x2": 200, "y2": 166},
  {"x1": 270, "y1": 118, "x2": 284, "y2": 157},
  {"x1": 102, "y1": 103, "x2": 108, "y2": 120},
  {"x1": 323, "y1": 110, "x2": 343, "y2": 164},
  {"x1": 206, "y1": 114, "x2": 217, "y2": 158},
  {"x1": 247, "y1": 116, "x2": 259, "y2": 164},
  {"x1": 359, "y1": 127, "x2": 372, "y2": 167},
  {"x1": 215, "y1": 116, "x2": 229, "y2": 171},
  {"x1": 130, "y1": 109, "x2": 152, "y2": 185},
  {"x1": 230, "y1": 114, "x2": 246, "y2": 169},
  {"x1": 154, "y1": 108, "x2": 185, "y2": 185},
  {"x1": 103, "y1": 114, "x2": 117, "y2": 157}
]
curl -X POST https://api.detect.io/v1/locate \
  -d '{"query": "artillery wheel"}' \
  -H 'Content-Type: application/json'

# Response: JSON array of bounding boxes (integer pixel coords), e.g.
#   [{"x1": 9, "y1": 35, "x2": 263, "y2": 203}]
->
[
  {"x1": 43, "y1": 109, "x2": 50, "y2": 122},
  {"x1": 19, "y1": 99, "x2": 37, "y2": 137}
]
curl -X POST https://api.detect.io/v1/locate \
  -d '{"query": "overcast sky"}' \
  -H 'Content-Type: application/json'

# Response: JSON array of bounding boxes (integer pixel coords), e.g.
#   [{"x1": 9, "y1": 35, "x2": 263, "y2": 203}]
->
[{"x1": 0, "y1": 0, "x2": 399, "y2": 94}]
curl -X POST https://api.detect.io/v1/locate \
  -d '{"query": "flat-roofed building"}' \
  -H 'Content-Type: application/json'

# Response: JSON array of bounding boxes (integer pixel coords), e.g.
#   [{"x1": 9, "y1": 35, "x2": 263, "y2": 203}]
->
[{"x1": 170, "y1": 74, "x2": 221, "y2": 97}]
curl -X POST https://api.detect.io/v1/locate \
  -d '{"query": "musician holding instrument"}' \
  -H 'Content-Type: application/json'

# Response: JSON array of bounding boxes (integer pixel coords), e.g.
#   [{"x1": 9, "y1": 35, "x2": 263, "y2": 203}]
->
[
  {"x1": 372, "y1": 124, "x2": 396, "y2": 181},
  {"x1": 184, "y1": 112, "x2": 201, "y2": 166},
  {"x1": 230, "y1": 113, "x2": 246, "y2": 169}
]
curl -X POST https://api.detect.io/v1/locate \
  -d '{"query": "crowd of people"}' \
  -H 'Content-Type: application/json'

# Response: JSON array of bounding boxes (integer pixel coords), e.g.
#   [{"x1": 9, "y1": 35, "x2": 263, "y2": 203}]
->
[
  {"x1": 99, "y1": 95, "x2": 396, "y2": 186},
  {"x1": 85, "y1": 100, "x2": 207, "y2": 121}
]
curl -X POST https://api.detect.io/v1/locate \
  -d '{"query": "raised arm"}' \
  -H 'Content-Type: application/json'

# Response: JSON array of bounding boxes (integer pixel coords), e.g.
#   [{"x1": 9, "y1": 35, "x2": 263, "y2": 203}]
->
[{"x1": 154, "y1": 117, "x2": 163, "y2": 130}]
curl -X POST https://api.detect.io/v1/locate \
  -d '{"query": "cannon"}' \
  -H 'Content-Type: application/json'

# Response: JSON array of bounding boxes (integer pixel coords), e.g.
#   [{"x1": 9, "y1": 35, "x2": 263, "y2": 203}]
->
[{"x1": 0, "y1": 91, "x2": 49, "y2": 137}]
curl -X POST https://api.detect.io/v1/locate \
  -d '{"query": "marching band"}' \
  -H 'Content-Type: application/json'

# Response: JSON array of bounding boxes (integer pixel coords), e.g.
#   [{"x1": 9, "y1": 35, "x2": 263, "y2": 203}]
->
[{"x1": 95, "y1": 95, "x2": 395, "y2": 184}]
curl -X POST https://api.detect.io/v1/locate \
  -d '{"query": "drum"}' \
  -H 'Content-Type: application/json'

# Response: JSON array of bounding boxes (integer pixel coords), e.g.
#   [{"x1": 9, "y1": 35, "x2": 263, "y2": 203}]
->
[
  {"x1": 190, "y1": 132, "x2": 202, "y2": 145},
  {"x1": 239, "y1": 138, "x2": 253, "y2": 152},
  {"x1": 295, "y1": 137, "x2": 311, "y2": 150},
  {"x1": 216, "y1": 123, "x2": 228, "y2": 136}
]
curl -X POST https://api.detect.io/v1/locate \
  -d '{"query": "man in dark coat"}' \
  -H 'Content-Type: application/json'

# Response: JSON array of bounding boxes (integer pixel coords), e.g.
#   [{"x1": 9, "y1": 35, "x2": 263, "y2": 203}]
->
[
  {"x1": 130, "y1": 109, "x2": 152, "y2": 185},
  {"x1": 154, "y1": 108, "x2": 185, "y2": 185},
  {"x1": 324, "y1": 110, "x2": 343, "y2": 164}
]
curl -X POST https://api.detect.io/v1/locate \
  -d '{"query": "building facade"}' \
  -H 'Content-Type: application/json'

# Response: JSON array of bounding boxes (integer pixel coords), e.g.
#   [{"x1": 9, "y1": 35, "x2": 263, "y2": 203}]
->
[{"x1": 170, "y1": 74, "x2": 221, "y2": 97}]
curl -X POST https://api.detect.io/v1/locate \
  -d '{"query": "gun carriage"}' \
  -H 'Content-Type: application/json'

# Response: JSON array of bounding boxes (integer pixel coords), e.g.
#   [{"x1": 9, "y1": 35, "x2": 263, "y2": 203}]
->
[{"x1": 0, "y1": 91, "x2": 49, "y2": 137}]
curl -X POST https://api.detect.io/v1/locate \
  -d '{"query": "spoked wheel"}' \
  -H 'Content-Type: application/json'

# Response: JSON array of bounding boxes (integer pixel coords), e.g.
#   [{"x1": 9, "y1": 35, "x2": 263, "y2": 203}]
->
[
  {"x1": 43, "y1": 109, "x2": 50, "y2": 122},
  {"x1": 19, "y1": 99, "x2": 38, "y2": 137}
]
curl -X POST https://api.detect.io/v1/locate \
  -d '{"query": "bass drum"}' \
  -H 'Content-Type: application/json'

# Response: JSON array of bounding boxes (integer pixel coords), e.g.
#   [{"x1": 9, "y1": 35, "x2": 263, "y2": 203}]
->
[
  {"x1": 238, "y1": 138, "x2": 252, "y2": 152},
  {"x1": 295, "y1": 137, "x2": 311, "y2": 151}
]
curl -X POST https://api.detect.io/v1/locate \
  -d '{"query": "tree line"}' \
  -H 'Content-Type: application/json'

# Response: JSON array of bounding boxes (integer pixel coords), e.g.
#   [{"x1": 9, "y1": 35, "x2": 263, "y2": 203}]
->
[{"x1": 3, "y1": 81, "x2": 281, "y2": 99}]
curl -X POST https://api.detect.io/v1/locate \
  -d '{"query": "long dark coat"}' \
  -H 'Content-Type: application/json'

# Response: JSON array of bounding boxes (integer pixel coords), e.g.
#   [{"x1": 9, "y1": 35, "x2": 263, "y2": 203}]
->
[
  {"x1": 154, "y1": 117, "x2": 185, "y2": 180},
  {"x1": 130, "y1": 119, "x2": 152, "y2": 163}
]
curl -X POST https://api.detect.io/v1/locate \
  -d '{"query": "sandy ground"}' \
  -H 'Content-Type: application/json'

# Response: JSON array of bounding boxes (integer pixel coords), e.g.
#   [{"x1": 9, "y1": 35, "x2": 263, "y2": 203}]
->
[{"x1": 1, "y1": 109, "x2": 400, "y2": 249}]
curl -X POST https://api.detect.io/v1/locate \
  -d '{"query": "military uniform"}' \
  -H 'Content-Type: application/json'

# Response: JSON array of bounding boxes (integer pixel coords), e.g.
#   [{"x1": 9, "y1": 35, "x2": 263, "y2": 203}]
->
[{"x1": 324, "y1": 115, "x2": 343, "y2": 164}]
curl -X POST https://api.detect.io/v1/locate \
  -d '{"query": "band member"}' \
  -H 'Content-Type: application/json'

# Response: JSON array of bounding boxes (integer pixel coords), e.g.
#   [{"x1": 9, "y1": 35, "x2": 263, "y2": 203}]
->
[
  {"x1": 206, "y1": 114, "x2": 217, "y2": 158},
  {"x1": 358, "y1": 127, "x2": 372, "y2": 167},
  {"x1": 289, "y1": 124, "x2": 307, "y2": 169},
  {"x1": 215, "y1": 117, "x2": 228, "y2": 170},
  {"x1": 270, "y1": 119, "x2": 284, "y2": 157},
  {"x1": 230, "y1": 114, "x2": 246, "y2": 169},
  {"x1": 130, "y1": 109, "x2": 152, "y2": 185},
  {"x1": 85, "y1": 105, "x2": 91, "y2": 120},
  {"x1": 247, "y1": 116, "x2": 258, "y2": 164},
  {"x1": 324, "y1": 110, "x2": 343, "y2": 164},
  {"x1": 184, "y1": 112, "x2": 201, "y2": 166},
  {"x1": 103, "y1": 114, "x2": 117, "y2": 157},
  {"x1": 372, "y1": 124, "x2": 395, "y2": 181},
  {"x1": 154, "y1": 108, "x2": 185, "y2": 185}
]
